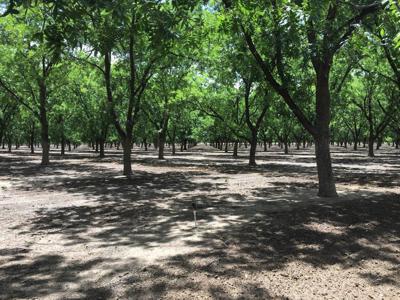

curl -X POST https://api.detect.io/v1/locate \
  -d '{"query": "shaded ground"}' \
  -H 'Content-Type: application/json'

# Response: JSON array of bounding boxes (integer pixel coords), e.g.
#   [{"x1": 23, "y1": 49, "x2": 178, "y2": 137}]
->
[{"x1": 0, "y1": 144, "x2": 399, "y2": 299}]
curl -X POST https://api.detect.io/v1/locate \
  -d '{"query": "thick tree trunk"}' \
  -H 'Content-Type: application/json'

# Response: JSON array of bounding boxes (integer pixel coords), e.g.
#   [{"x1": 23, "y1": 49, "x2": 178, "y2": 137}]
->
[
  {"x1": 315, "y1": 136, "x2": 337, "y2": 197},
  {"x1": 249, "y1": 131, "x2": 257, "y2": 166},
  {"x1": 368, "y1": 134, "x2": 374, "y2": 157},
  {"x1": 122, "y1": 138, "x2": 132, "y2": 176},
  {"x1": 224, "y1": 141, "x2": 228, "y2": 153},
  {"x1": 172, "y1": 142, "x2": 176, "y2": 155},
  {"x1": 314, "y1": 66, "x2": 337, "y2": 197},
  {"x1": 284, "y1": 140, "x2": 289, "y2": 154}
]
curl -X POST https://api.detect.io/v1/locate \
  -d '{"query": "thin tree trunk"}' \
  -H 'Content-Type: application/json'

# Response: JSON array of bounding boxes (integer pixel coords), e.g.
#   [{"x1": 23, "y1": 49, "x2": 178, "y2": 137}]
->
[
  {"x1": 61, "y1": 134, "x2": 65, "y2": 156},
  {"x1": 7, "y1": 136, "x2": 11, "y2": 153},
  {"x1": 233, "y1": 141, "x2": 238, "y2": 158},
  {"x1": 39, "y1": 80, "x2": 50, "y2": 165},
  {"x1": 30, "y1": 128, "x2": 35, "y2": 154},
  {"x1": 99, "y1": 138, "x2": 105, "y2": 158}
]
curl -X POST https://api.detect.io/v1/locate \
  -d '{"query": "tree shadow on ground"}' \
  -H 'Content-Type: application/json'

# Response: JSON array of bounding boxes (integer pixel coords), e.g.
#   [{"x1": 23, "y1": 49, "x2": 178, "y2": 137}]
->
[{"x1": 1, "y1": 151, "x2": 400, "y2": 298}]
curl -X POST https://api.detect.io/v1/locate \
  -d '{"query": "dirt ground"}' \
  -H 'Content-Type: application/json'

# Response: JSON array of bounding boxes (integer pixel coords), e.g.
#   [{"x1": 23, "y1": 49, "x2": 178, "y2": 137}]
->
[{"x1": 0, "y1": 144, "x2": 399, "y2": 300}]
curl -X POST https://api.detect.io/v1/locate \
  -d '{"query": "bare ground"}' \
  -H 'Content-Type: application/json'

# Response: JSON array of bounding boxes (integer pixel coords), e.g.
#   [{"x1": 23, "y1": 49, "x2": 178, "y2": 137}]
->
[{"x1": 0, "y1": 144, "x2": 400, "y2": 299}]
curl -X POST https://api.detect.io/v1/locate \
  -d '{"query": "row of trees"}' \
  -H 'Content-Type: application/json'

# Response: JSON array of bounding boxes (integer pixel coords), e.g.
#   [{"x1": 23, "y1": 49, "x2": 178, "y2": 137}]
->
[{"x1": 0, "y1": 0, "x2": 399, "y2": 197}]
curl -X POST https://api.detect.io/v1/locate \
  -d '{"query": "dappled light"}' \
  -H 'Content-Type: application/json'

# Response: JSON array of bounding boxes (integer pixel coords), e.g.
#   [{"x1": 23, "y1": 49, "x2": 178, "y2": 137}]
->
[{"x1": 1, "y1": 145, "x2": 400, "y2": 299}]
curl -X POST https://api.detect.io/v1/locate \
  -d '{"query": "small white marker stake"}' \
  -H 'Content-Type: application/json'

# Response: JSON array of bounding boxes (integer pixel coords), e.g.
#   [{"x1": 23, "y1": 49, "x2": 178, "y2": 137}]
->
[{"x1": 192, "y1": 200, "x2": 197, "y2": 229}]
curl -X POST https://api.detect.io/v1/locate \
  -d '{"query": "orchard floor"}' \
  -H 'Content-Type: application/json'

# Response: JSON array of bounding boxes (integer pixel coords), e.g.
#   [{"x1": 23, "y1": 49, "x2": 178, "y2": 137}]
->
[{"x1": 1, "y1": 144, "x2": 400, "y2": 300}]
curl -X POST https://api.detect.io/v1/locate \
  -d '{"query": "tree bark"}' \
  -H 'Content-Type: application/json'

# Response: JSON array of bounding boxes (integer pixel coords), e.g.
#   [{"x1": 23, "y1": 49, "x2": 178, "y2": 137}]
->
[
  {"x1": 284, "y1": 140, "x2": 289, "y2": 154},
  {"x1": 249, "y1": 131, "x2": 257, "y2": 166},
  {"x1": 30, "y1": 128, "x2": 35, "y2": 154},
  {"x1": 7, "y1": 136, "x2": 11, "y2": 153},
  {"x1": 368, "y1": 134, "x2": 374, "y2": 157},
  {"x1": 122, "y1": 137, "x2": 132, "y2": 176},
  {"x1": 61, "y1": 134, "x2": 65, "y2": 156},
  {"x1": 233, "y1": 141, "x2": 238, "y2": 158},
  {"x1": 39, "y1": 79, "x2": 50, "y2": 165},
  {"x1": 314, "y1": 66, "x2": 337, "y2": 197},
  {"x1": 315, "y1": 135, "x2": 337, "y2": 197},
  {"x1": 99, "y1": 138, "x2": 105, "y2": 158}
]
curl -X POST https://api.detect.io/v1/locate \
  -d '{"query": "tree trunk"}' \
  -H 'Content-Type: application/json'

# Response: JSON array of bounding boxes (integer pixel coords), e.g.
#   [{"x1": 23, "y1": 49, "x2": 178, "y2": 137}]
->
[
  {"x1": 249, "y1": 131, "x2": 257, "y2": 166},
  {"x1": 158, "y1": 130, "x2": 167, "y2": 160},
  {"x1": 353, "y1": 137, "x2": 358, "y2": 150},
  {"x1": 158, "y1": 113, "x2": 169, "y2": 160},
  {"x1": 122, "y1": 137, "x2": 132, "y2": 176},
  {"x1": 61, "y1": 134, "x2": 65, "y2": 156},
  {"x1": 284, "y1": 140, "x2": 289, "y2": 154},
  {"x1": 368, "y1": 134, "x2": 374, "y2": 157},
  {"x1": 171, "y1": 127, "x2": 176, "y2": 155},
  {"x1": 7, "y1": 137, "x2": 11, "y2": 153},
  {"x1": 30, "y1": 129, "x2": 35, "y2": 154},
  {"x1": 39, "y1": 80, "x2": 50, "y2": 166},
  {"x1": 315, "y1": 136, "x2": 337, "y2": 197},
  {"x1": 314, "y1": 66, "x2": 337, "y2": 197},
  {"x1": 233, "y1": 141, "x2": 238, "y2": 158},
  {"x1": 99, "y1": 138, "x2": 105, "y2": 158}
]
